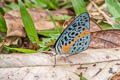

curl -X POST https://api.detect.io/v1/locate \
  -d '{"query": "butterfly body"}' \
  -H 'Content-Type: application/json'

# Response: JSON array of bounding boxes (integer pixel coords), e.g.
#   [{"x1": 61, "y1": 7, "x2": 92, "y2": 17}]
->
[{"x1": 55, "y1": 12, "x2": 90, "y2": 55}]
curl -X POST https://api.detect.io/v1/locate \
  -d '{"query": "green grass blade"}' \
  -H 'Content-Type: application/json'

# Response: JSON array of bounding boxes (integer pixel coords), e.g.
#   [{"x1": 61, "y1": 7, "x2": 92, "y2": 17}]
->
[
  {"x1": 34, "y1": 0, "x2": 57, "y2": 9},
  {"x1": 114, "y1": 17, "x2": 120, "y2": 22},
  {"x1": 19, "y1": 0, "x2": 41, "y2": 44},
  {"x1": 3, "y1": 8, "x2": 10, "y2": 13},
  {"x1": 0, "y1": 37, "x2": 2, "y2": 42},
  {"x1": 47, "y1": 10, "x2": 60, "y2": 33},
  {"x1": 53, "y1": 16, "x2": 71, "y2": 20},
  {"x1": 74, "y1": 72, "x2": 87, "y2": 80},
  {"x1": 0, "y1": 6, "x2": 5, "y2": 15},
  {"x1": 0, "y1": 16, "x2": 7, "y2": 33},
  {"x1": 46, "y1": 15, "x2": 71, "y2": 21},
  {"x1": 37, "y1": 46, "x2": 50, "y2": 52},
  {"x1": 113, "y1": 17, "x2": 120, "y2": 24},
  {"x1": 0, "y1": 34, "x2": 2, "y2": 42},
  {"x1": 38, "y1": 27, "x2": 62, "y2": 37},
  {"x1": 51, "y1": 0, "x2": 59, "y2": 8},
  {"x1": 47, "y1": 0, "x2": 57, "y2": 9},
  {"x1": 80, "y1": 74, "x2": 87, "y2": 80},
  {"x1": 112, "y1": 25, "x2": 120, "y2": 29},
  {"x1": 34, "y1": 0, "x2": 47, "y2": 8},
  {"x1": 71, "y1": 0, "x2": 87, "y2": 16},
  {"x1": 7, "y1": 3, "x2": 19, "y2": 10},
  {"x1": 99, "y1": 23, "x2": 113, "y2": 30},
  {"x1": 47, "y1": 10, "x2": 57, "y2": 27},
  {"x1": 105, "y1": 0, "x2": 120, "y2": 29},
  {"x1": 24, "y1": 0, "x2": 35, "y2": 8},
  {"x1": 5, "y1": 46, "x2": 37, "y2": 53},
  {"x1": 49, "y1": 33, "x2": 60, "y2": 40},
  {"x1": 38, "y1": 29, "x2": 58, "y2": 37},
  {"x1": 35, "y1": 0, "x2": 45, "y2": 5},
  {"x1": 105, "y1": 0, "x2": 120, "y2": 18}
]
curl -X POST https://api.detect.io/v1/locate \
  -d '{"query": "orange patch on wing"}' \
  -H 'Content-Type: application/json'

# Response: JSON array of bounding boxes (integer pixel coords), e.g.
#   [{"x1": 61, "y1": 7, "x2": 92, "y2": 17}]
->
[{"x1": 62, "y1": 29, "x2": 90, "y2": 53}]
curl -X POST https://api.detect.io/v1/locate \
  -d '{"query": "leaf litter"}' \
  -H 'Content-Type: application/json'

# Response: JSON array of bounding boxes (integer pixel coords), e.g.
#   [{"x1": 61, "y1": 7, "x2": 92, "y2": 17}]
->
[
  {"x1": 0, "y1": 0, "x2": 120, "y2": 80},
  {"x1": 1, "y1": 4, "x2": 120, "y2": 52}
]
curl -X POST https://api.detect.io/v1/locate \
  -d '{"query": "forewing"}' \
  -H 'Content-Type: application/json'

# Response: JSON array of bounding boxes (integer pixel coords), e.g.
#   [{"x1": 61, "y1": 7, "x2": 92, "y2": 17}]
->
[{"x1": 55, "y1": 12, "x2": 90, "y2": 55}]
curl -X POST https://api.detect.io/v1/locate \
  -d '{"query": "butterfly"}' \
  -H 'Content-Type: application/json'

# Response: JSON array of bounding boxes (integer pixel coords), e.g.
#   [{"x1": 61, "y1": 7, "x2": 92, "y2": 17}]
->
[{"x1": 54, "y1": 12, "x2": 90, "y2": 55}]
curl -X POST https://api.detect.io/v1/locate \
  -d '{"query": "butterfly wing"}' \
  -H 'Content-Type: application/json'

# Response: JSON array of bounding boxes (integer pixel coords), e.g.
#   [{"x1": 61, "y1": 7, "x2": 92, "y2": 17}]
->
[{"x1": 55, "y1": 12, "x2": 90, "y2": 55}]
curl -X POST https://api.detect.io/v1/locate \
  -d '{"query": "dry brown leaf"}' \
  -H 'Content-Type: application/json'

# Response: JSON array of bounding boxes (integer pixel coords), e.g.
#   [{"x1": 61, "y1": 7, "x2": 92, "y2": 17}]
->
[
  {"x1": 89, "y1": 30, "x2": 120, "y2": 49},
  {"x1": 110, "y1": 72, "x2": 120, "y2": 80},
  {"x1": 90, "y1": 20, "x2": 102, "y2": 32},
  {"x1": 28, "y1": 42, "x2": 40, "y2": 50},
  {"x1": 4, "y1": 9, "x2": 71, "y2": 37},
  {"x1": 4, "y1": 37, "x2": 22, "y2": 46},
  {"x1": 94, "y1": 0, "x2": 105, "y2": 5},
  {"x1": 63, "y1": 16, "x2": 75, "y2": 30},
  {"x1": 3, "y1": 0, "x2": 16, "y2": 2},
  {"x1": 0, "y1": 0, "x2": 5, "y2": 7},
  {"x1": 87, "y1": 0, "x2": 108, "y2": 24},
  {"x1": 0, "y1": 42, "x2": 4, "y2": 53}
]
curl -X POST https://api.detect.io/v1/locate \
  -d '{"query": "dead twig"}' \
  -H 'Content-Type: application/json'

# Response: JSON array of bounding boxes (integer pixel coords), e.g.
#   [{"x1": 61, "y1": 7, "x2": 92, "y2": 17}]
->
[{"x1": 90, "y1": 1, "x2": 114, "y2": 25}]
